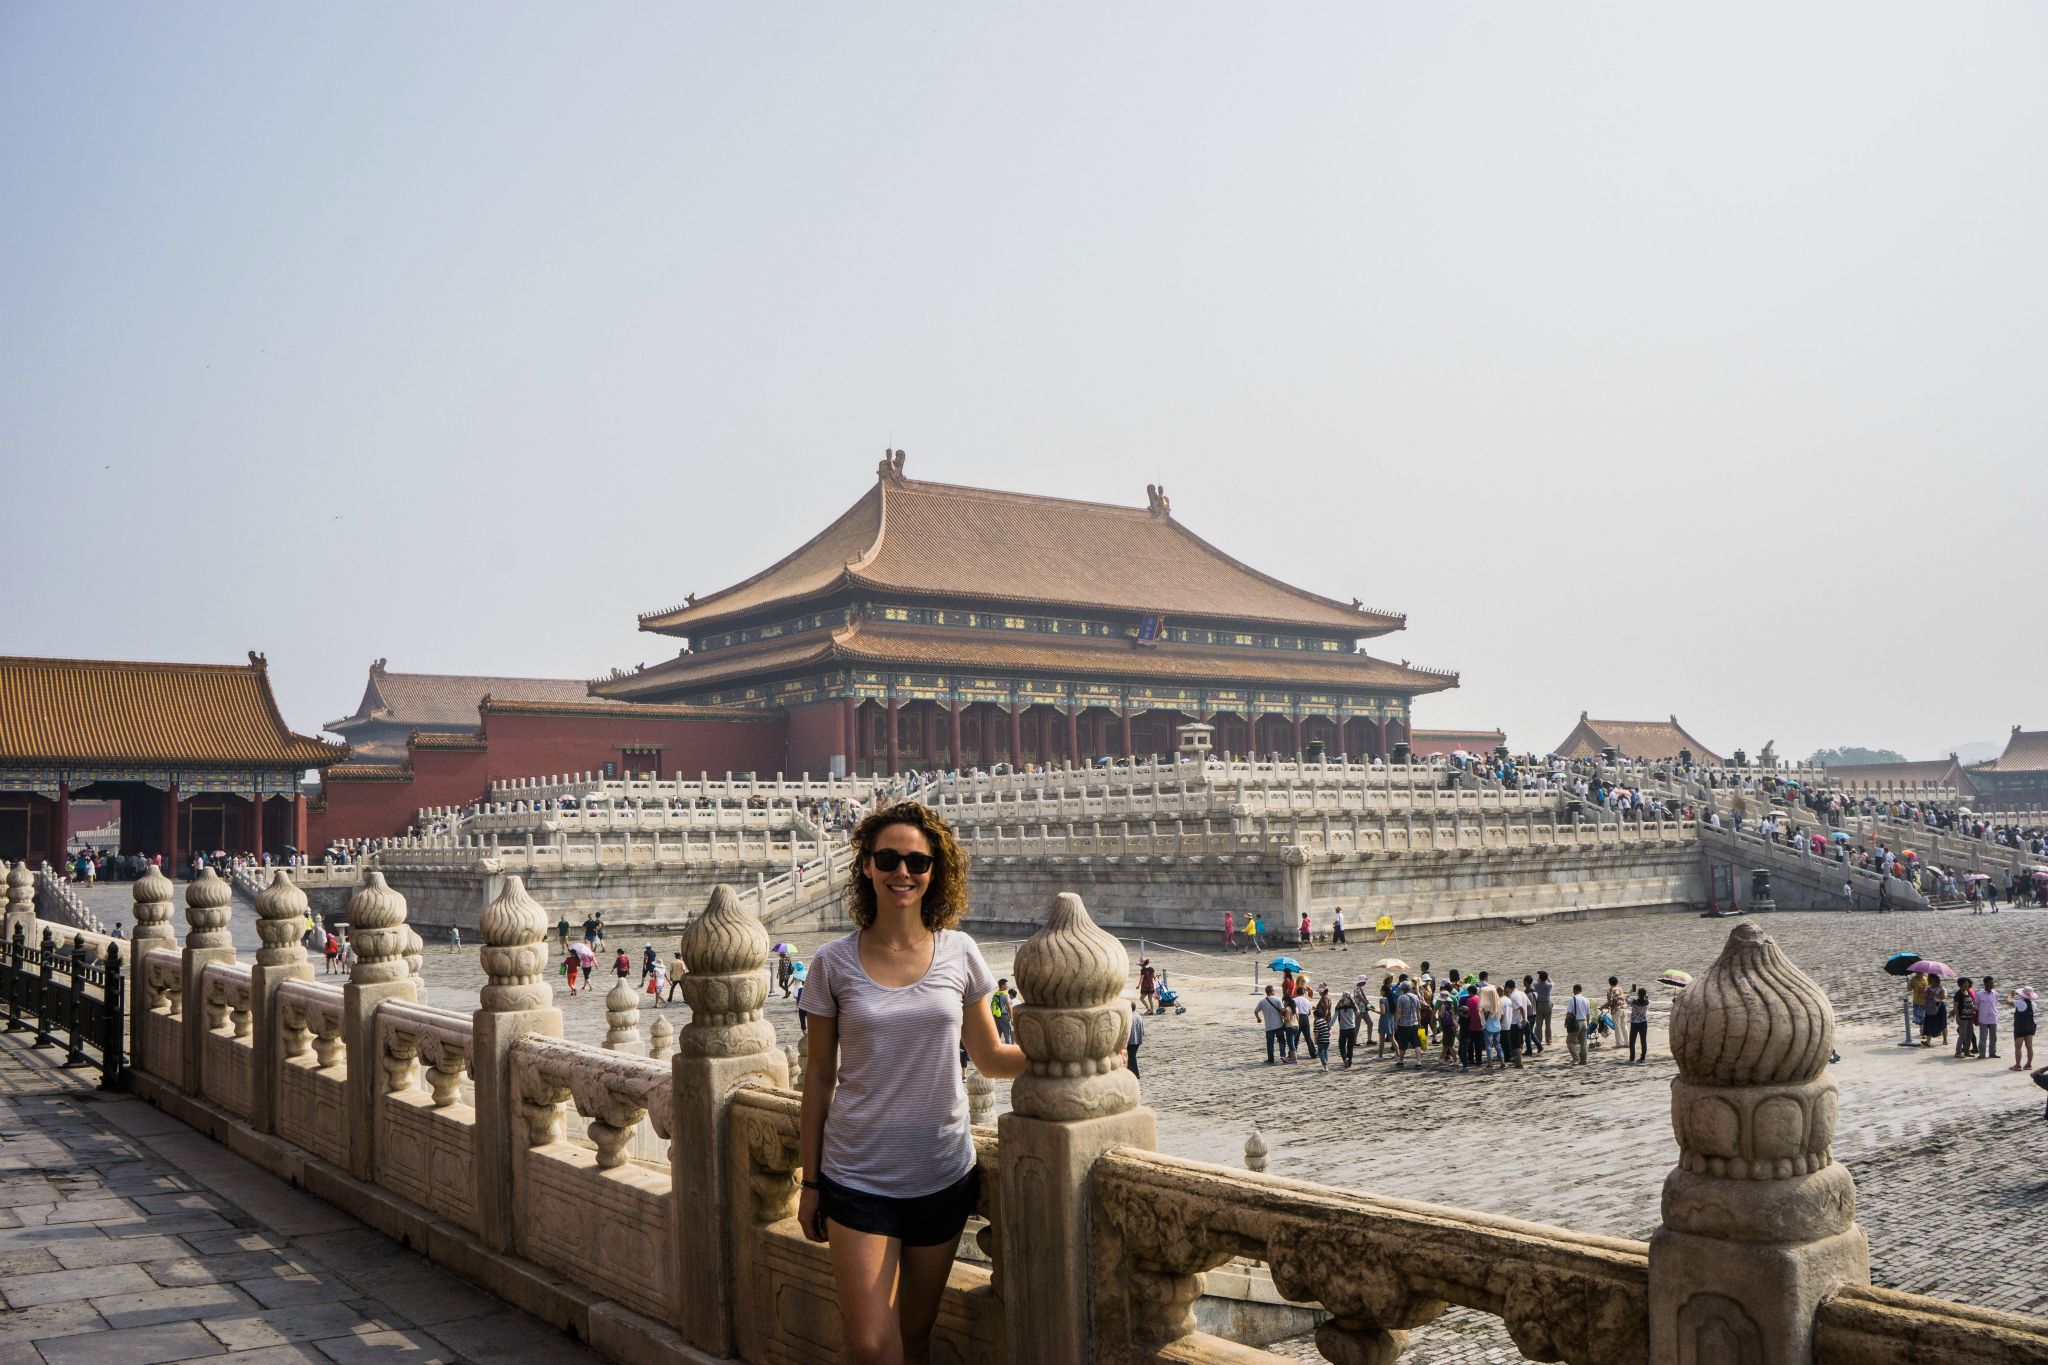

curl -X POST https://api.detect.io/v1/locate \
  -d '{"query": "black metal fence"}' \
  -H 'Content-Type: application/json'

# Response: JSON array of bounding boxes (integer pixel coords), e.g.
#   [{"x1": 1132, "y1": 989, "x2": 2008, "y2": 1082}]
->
[{"x1": 2, "y1": 925, "x2": 127, "y2": 1089}]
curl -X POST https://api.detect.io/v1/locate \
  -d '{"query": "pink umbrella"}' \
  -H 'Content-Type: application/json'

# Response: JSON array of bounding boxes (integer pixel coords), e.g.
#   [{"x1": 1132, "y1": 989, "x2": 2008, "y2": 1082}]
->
[{"x1": 1908, "y1": 960, "x2": 1956, "y2": 979}]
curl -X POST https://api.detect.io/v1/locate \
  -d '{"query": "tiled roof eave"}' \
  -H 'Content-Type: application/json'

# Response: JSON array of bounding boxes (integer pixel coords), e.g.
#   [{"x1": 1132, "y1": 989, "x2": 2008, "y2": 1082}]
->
[{"x1": 638, "y1": 575, "x2": 853, "y2": 638}]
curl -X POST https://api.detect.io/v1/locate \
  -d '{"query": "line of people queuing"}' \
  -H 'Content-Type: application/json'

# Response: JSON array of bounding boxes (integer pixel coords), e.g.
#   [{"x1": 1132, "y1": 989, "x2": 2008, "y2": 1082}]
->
[{"x1": 1251, "y1": 963, "x2": 1656, "y2": 1071}]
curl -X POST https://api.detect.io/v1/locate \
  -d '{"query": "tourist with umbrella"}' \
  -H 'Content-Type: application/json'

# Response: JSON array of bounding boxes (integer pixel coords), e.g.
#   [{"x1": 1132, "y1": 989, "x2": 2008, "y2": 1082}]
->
[{"x1": 1913, "y1": 960, "x2": 1954, "y2": 1048}]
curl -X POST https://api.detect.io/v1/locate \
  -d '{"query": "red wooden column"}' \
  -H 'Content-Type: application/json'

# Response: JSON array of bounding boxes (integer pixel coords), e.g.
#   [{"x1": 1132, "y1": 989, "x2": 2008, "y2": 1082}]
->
[
  {"x1": 53, "y1": 781, "x2": 70, "y2": 865},
  {"x1": 949, "y1": 700, "x2": 963, "y2": 769},
  {"x1": 1066, "y1": 709, "x2": 1081, "y2": 767},
  {"x1": 886, "y1": 698, "x2": 901, "y2": 776},
  {"x1": 841, "y1": 697, "x2": 858, "y2": 775},
  {"x1": 1009, "y1": 705, "x2": 1025, "y2": 768},
  {"x1": 1119, "y1": 707, "x2": 1134, "y2": 758},
  {"x1": 164, "y1": 782, "x2": 180, "y2": 873},
  {"x1": 1291, "y1": 715, "x2": 1306, "y2": 759},
  {"x1": 1375, "y1": 718, "x2": 1389, "y2": 758},
  {"x1": 293, "y1": 792, "x2": 308, "y2": 855}
]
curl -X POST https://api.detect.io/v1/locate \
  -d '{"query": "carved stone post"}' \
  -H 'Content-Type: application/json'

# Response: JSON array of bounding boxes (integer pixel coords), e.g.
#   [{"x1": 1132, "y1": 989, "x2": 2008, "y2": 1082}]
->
[
  {"x1": 250, "y1": 871, "x2": 313, "y2": 1133},
  {"x1": 128, "y1": 865, "x2": 176, "y2": 1053},
  {"x1": 3, "y1": 862, "x2": 33, "y2": 944},
  {"x1": 1650, "y1": 922, "x2": 1868, "y2": 1363},
  {"x1": 472, "y1": 873, "x2": 562, "y2": 1253},
  {"x1": 672, "y1": 884, "x2": 788, "y2": 1356},
  {"x1": 1000, "y1": 892, "x2": 1155, "y2": 1365},
  {"x1": 603, "y1": 976, "x2": 643, "y2": 1052},
  {"x1": 342, "y1": 871, "x2": 423, "y2": 1181},
  {"x1": 181, "y1": 869, "x2": 235, "y2": 1096}
]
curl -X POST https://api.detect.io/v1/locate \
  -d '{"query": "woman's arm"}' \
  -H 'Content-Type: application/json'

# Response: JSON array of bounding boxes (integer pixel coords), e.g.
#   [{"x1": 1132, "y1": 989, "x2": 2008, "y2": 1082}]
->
[
  {"x1": 796, "y1": 1014, "x2": 837, "y2": 1243},
  {"x1": 962, "y1": 996, "x2": 1027, "y2": 1080}
]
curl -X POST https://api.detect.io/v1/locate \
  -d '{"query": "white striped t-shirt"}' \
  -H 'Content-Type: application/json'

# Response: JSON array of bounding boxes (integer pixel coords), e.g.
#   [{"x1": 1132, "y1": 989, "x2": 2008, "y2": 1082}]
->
[{"x1": 799, "y1": 929, "x2": 995, "y2": 1198}]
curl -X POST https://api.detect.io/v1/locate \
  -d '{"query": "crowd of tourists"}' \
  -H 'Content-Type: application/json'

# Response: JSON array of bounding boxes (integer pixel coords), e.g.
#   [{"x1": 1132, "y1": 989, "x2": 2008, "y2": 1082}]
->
[{"x1": 1239, "y1": 960, "x2": 1656, "y2": 1072}]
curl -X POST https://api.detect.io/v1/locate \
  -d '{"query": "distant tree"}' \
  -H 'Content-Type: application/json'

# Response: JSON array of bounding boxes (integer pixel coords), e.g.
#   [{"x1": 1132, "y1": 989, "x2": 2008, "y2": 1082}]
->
[{"x1": 1809, "y1": 746, "x2": 1907, "y2": 767}]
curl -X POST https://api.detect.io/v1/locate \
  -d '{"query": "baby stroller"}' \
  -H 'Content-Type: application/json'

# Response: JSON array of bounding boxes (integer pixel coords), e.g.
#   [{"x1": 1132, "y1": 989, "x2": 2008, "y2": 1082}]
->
[{"x1": 1155, "y1": 967, "x2": 1186, "y2": 1015}]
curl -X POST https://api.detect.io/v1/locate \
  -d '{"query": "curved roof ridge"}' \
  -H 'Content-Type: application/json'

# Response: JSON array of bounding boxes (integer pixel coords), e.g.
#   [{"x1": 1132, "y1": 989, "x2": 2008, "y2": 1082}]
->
[
  {"x1": 637, "y1": 483, "x2": 881, "y2": 629},
  {"x1": 1157, "y1": 515, "x2": 1403, "y2": 629}
]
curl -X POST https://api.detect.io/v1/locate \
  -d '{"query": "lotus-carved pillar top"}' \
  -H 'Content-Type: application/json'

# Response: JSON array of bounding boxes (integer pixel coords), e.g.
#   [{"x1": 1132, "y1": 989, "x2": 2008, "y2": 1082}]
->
[
  {"x1": 479, "y1": 873, "x2": 550, "y2": 1012},
  {"x1": 678, "y1": 884, "x2": 775, "y2": 1057},
  {"x1": 1662, "y1": 923, "x2": 1853, "y2": 1243},
  {"x1": 1009, "y1": 892, "x2": 1138, "y2": 1122},
  {"x1": 132, "y1": 865, "x2": 175, "y2": 944},
  {"x1": 184, "y1": 868, "x2": 232, "y2": 951},
  {"x1": 254, "y1": 870, "x2": 310, "y2": 967},
  {"x1": 346, "y1": 870, "x2": 411, "y2": 986}
]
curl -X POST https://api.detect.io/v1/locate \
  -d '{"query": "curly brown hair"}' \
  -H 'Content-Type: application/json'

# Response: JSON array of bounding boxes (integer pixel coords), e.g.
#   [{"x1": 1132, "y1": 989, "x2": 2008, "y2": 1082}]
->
[{"x1": 845, "y1": 801, "x2": 970, "y2": 931}]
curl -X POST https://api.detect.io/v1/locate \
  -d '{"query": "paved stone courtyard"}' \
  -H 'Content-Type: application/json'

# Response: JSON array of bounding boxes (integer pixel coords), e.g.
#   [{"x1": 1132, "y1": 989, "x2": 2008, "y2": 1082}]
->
[{"x1": 0, "y1": 1031, "x2": 601, "y2": 1365}]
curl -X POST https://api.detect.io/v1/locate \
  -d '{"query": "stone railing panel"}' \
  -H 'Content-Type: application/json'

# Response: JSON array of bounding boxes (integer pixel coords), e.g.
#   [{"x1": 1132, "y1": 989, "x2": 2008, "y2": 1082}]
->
[
  {"x1": 275, "y1": 977, "x2": 349, "y2": 1170},
  {"x1": 374, "y1": 999, "x2": 479, "y2": 1233},
  {"x1": 137, "y1": 946, "x2": 186, "y2": 1084},
  {"x1": 508, "y1": 1034, "x2": 676, "y2": 1325},
  {"x1": 198, "y1": 961, "x2": 255, "y2": 1119},
  {"x1": 1813, "y1": 1285, "x2": 2048, "y2": 1365}
]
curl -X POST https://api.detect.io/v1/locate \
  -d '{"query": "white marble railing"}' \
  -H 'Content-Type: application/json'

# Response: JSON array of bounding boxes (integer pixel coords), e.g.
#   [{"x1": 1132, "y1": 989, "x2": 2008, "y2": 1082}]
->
[
  {"x1": 961, "y1": 811, "x2": 1697, "y2": 860},
  {"x1": 481, "y1": 772, "x2": 881, "y2": 806}
]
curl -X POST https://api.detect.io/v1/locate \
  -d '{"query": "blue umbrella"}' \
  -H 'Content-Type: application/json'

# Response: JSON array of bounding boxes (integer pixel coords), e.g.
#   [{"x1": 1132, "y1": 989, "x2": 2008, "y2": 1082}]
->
[
  {"x1": 1829, "y1": 832, "x2": 1852, "y2": 843},
  {"x1": 1268, "y1": 956, "x2": 1303, "y2": 973}
]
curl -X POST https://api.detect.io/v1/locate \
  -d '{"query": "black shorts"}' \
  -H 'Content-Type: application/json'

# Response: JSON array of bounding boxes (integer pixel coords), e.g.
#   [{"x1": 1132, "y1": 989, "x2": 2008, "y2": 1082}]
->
[
  {"x1": 1397, "y1": 1025, "x2": 1422, "y2": 1049},
  {"x1": 818, "y1": 1167, "x2": 981, "y2": 1248}
]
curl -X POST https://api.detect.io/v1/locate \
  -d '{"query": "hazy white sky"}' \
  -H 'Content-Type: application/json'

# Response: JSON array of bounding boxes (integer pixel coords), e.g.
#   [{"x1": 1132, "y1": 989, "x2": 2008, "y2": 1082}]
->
[{"x1": 4, "y1": 5, "x2": 2043, "y2": 762}]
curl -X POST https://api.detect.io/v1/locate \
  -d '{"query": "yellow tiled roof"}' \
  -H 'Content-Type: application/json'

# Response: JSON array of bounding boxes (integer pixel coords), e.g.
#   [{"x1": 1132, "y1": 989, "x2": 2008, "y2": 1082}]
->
[
  {"x1": 638, "y1": 472, "x2": 1407, "y2": 637},
  {"x1": 0, "y1": 655, "x2": 344, "y2": 768}
]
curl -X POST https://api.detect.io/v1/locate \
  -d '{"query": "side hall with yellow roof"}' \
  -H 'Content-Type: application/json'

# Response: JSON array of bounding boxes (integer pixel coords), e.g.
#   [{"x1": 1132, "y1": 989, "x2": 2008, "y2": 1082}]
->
[{"x1": 0, "y1": 652, "x2": 346, "y2": 867}]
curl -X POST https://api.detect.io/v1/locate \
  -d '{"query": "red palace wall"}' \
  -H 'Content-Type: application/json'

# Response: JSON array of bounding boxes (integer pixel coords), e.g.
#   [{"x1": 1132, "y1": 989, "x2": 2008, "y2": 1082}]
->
[
  {"x1": 784, "y1": 700, "x2": 848, "y2": 779},
  {"x1": 310, "y1": 709, "x2": 789, "y2": 843}
]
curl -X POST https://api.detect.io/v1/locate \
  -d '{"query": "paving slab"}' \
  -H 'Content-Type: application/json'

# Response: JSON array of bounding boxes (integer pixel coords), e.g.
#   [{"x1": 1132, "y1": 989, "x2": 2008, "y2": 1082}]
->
[{"x1": 0, "y1": 1032, "x2": 604, "y2": 1365}]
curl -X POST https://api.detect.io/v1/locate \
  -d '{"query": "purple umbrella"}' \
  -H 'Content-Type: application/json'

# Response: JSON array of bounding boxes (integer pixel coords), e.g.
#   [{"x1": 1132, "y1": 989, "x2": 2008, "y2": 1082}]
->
[{"x1": 1908, "y1": 960, "x2": 1956, "y2": 979}]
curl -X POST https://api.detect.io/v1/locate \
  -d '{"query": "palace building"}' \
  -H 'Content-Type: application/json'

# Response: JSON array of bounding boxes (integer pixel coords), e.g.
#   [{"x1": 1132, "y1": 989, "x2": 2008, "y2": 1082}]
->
[
  {"x1": 0, "y1": 653, "x2": 344, "y2": 866},
  {"x1": 324, "y1": 661, "x2": 595, "y2": 764},
  {"x1": 591, "y1": 453, "x2": 1458, "y2": 776},
  {"x1": 1553, "y1": 713, "x2": 1721, "y2": 765}
]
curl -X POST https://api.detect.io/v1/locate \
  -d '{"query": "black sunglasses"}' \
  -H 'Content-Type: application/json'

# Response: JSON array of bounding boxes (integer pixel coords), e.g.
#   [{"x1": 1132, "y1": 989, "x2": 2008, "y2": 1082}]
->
[{"x1": 869, "y1": 849, "x2": 935, "y2": 875}]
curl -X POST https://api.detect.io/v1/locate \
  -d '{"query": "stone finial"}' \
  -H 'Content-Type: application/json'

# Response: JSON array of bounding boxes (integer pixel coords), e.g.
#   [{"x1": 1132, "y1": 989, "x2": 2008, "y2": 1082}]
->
[
  {"x1": 132, "y1": 865, "x2": 176, "y2": 946},
  {"x1": 650, "y1": 1014, "x2": 676, "y2": 1061},
  {"x1": 184, "y1": 868, "x2": 233, "y2": 951},
  {"x1": 404, "y1": 927, "x2": 425, "y2": 978},
  {"x1": 677, "y1": 885, "x2": 776, "y2": 1058},
  {"x1": 1244, "y1": 1126, "x2": 1269, "y2": 1173},
  {"x1": 345, "y1": 871, "x2": 411, "y2": 985},
  {"x1": 478, "y1": 874, "x2": 550, "y2": 1012},
  {"x1": 254, "y1": 870, "x2": 310, "y2": 968},
  {"x1": 603, "y1": 977, "x2": 643, "y2": 1052},
  {"x1": 1670, "y1": 922, "x2": 1831, "y2": 1088},
  {"x1": 1662, "y1": 922, "x2": 1851, "y2": 1243},
  {"x1": 965, "y1": 1061, "x2": 994, "y2": 1126},
  {"x1": 7, "y1": 861, "x2": 36, "y2": 918},
  {"x1": 1009, "y1": 892, "x2": 1137, "y2": 1121}
]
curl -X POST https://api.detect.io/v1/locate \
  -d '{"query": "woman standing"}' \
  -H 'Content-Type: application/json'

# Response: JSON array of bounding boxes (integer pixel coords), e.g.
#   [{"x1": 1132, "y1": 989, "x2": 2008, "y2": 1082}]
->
[
  {"x1": 798, "y1": 802, "x2": 1025, "y2": 1365},
  {"x1": 1311, "y1": 986, "x2": 1333, "y2": 1070},
  {"x1": 1628, "y1": 987, "x2": 1650, "y2": 1062},
  {"x1": 1921, "y1": 976, "x2": 1948, "y2": 1048},
  {"x1": 2010, "y1": 987, "x2": 2036, "y2": 1072},
  {"x1": 1333, "y1": 987, "x2": 1361, "y2": 1068}
]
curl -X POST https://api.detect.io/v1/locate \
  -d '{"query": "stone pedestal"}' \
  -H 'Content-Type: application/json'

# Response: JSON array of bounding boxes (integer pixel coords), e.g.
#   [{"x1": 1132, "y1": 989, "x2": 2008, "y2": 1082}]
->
[
  {"x1": 1000, "y1": 891, "x2": 1151, "y2": 1365},
  {"x1": 472, "y1": 873, "x2": 561, "y2": 1254},
  {"x1": 128, "y1": 867, "x2": 177, "y2": 1061},
  {"x1": 341, "y1": 872, "x2": 424, "y2": 1182},
  {"x1": 672, "y1": 884, "x2": 786, "y2": 1356},
  {"x1": 180, "y1": 870, "x2": 237, "y2": 1096},
  {"x1": 1649, "y1": 922, "x2": 1869, "y2": 1364},
  {"x1": 250, "y1": 871, "x2": 314, "y2": 1134}
]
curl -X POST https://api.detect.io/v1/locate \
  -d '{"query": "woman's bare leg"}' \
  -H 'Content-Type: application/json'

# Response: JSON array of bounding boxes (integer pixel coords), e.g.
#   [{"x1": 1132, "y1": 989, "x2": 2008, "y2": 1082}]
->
[
  {"x1": 828, "y1": 1222, "x2": 903, "y2": 1364},
  {"x1": 894, "y1": 1239, "x2": 959, "y2": 1364}
]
